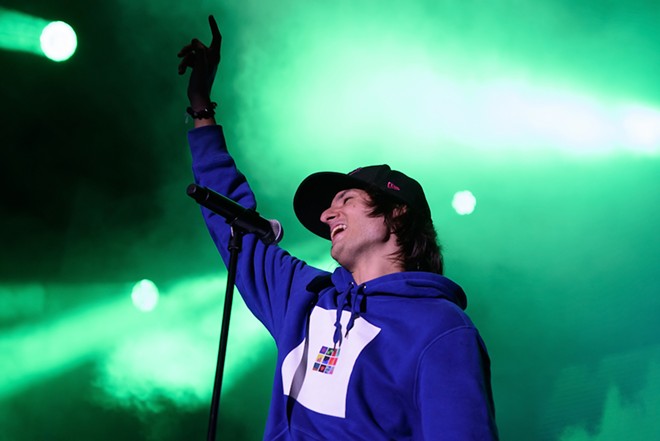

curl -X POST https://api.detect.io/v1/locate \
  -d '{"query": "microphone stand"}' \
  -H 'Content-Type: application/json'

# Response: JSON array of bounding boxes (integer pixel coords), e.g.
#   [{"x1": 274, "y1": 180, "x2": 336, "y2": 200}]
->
[
  {"x1": 206, "y1": 227, "x2": 243, "y2": 441},
  {"x1": 187, "y1": 183, "x2": 282, "y2": 440}
]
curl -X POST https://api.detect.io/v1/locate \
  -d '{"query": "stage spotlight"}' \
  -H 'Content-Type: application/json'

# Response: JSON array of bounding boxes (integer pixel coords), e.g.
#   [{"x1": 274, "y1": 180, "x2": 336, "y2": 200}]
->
[
  {"x1": 131, "y1": 279, "x2": 159, "y2": 312},
  {"x1": 0, "y1": 8, "x2": 76, "y2": 61},
  {"x1": 40, "y1": 20, "x2": 77, "y2": 62},
  {"x1": 452, "y1": 190, "x2": 477, "y2": 215}
]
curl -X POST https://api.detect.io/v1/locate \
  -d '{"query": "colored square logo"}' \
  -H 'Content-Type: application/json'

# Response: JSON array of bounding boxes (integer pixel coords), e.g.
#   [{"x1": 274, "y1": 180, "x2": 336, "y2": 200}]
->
[{"x1": 313, "y1": 345, "x2": 340, "y2": 375}]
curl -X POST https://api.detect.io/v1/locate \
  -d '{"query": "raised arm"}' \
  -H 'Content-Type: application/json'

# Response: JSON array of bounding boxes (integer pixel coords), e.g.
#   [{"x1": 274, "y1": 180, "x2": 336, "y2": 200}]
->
[
  {"x1": 177, "y1": 15, "x2": 221, "y2": 128},
  {"x1": 178, "y1": 17, "x2": 325, "y2": 338}
]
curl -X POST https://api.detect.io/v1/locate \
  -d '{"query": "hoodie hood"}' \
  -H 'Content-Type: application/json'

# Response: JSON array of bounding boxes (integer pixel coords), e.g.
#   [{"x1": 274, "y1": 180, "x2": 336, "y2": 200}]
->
[
  {"x1": 330, "y1": 267, "x2": 467, "y2": 309},
  {"x1": 327, "y1": 267, "x2": 467, "y2": 345}
]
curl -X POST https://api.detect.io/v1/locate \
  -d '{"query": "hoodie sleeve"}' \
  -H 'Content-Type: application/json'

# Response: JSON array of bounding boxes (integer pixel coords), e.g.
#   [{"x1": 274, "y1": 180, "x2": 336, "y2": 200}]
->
[
  {"x1": 416, "y1": 326, "x2": 498, "y2": 440},
  {"x1": 187, "y1": 125, "x2": 321, "y2": 338}
]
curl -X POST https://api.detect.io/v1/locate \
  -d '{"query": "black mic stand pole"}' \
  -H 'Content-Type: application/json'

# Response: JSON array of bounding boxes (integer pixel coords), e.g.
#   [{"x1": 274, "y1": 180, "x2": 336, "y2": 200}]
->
[{"x1": 206, "y1": 226, "x2": 243, "y2": 441}]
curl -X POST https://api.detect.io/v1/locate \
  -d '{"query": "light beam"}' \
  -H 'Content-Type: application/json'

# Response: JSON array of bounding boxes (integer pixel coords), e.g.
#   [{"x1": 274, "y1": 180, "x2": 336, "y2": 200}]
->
[{"x1": 0, "y1": 8, "x2": 76, "y2": 61}]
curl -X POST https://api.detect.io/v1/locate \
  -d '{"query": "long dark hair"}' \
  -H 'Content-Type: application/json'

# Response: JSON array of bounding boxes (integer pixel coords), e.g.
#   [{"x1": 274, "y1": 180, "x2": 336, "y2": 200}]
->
[{"x1": 365, "y1": 187, "x2": 444, "y2": 274}]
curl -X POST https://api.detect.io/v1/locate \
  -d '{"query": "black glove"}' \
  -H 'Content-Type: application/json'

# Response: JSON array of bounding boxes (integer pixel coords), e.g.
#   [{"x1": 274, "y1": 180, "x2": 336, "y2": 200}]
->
[{"x1": 177, "y1": 15, "x2": 221, "y2": 110}]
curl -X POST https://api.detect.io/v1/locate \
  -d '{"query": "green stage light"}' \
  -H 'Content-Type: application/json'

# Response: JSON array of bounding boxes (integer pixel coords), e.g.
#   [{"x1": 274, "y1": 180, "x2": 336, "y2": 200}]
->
[
  {"x1": 0, "y1": 286, "x2": 139, "y2": 400},
  {"x1": 452, "y1": 190, "x2": 476, "y2": 215},
  {"x1": 236, "y1": 27, "x2": 659, "y2": 168},
  {"x1": 620, "y1": 105, "x2": 660, "y2": 155},
  {"x1": 131, "y1": 279, "x2": 159, "y2": 312},
  {"x1": 0, "y1": 8, "x2": 76, "y2": 61},
  {"x1": 40, "y1": 20, "x2": 77, "y2": 62},
  {"x1": 0, "y1": 275, "x2": 274, "y2": 408}
]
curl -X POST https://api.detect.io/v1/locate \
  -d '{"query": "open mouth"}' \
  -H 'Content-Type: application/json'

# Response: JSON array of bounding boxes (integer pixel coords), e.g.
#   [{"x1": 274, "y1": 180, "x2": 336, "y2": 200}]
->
[{"x1": 330, "y1": 224, "x2": 347, "y2": 241}]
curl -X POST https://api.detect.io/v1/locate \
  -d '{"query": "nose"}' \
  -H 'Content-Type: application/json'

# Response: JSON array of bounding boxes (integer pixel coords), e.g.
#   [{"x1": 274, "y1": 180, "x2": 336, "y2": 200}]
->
[{"x1": 320, "y1": 205, "x2": 337, "y2": 224}]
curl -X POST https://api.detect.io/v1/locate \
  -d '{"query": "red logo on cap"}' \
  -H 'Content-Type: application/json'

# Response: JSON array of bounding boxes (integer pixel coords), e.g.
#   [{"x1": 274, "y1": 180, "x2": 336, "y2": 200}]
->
[{"x1": 387, "y1": 182, "x2": 400, "y2": 191}]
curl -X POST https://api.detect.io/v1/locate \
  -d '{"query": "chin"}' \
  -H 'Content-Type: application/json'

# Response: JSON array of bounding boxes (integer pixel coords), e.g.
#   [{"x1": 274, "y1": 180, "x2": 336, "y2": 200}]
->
[{"x1": 330, "y1": 250, "x2": 348, "y2": 268}]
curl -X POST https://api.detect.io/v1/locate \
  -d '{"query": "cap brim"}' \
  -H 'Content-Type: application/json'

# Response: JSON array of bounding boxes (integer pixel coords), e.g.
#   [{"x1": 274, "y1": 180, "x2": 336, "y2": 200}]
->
[{"x1": 293, "y1": 171, "x2": 371, "y2": 240}]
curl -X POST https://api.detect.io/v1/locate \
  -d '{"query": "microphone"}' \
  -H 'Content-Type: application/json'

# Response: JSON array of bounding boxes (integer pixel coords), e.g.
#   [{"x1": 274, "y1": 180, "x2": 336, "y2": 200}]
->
[{"x1": 187, "y1": 183, "x2": 284, "y2": 245}]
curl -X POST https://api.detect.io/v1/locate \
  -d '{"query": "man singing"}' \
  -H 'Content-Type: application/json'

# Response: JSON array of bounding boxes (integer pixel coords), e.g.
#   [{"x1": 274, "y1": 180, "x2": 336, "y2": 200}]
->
[{"x1": 178, "y1": 15, "x2": 498, "y2": 440}]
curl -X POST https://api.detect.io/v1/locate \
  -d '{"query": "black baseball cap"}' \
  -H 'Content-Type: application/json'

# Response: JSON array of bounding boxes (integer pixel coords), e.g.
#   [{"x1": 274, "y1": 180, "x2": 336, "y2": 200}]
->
[{"x1": 293, "y1": 164, "x2": 431, "y2": 240}]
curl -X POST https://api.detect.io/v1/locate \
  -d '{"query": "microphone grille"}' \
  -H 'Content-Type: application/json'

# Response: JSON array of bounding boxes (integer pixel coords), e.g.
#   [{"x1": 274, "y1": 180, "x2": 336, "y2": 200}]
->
[{"x1": 268, "y1": 219, "x2": 284, "y2": 244}]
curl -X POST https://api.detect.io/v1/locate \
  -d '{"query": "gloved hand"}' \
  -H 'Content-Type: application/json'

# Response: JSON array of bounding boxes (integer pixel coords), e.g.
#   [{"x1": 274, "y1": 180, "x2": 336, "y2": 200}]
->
[{"x1": 177, "y1": 15, "x2": 221, "y2": 111}]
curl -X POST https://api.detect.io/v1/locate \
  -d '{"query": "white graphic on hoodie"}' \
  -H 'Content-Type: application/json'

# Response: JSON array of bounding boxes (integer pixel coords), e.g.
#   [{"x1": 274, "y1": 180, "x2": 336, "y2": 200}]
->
[{"x1": 281, "y1": 306, "x2": 381, "y2": 418}]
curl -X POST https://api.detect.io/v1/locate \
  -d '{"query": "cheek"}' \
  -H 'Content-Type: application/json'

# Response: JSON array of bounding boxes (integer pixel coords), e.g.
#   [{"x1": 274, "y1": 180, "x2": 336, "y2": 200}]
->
[{"x1": 363, "y1": 218, "x2": 390, "y2": 240}]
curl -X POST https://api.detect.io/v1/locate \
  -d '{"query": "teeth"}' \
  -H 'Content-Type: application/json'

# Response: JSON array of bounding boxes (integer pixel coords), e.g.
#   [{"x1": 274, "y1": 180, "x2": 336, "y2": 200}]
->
[{"x1": 331, "y1": 224, "x2": 346, "y2": 240}]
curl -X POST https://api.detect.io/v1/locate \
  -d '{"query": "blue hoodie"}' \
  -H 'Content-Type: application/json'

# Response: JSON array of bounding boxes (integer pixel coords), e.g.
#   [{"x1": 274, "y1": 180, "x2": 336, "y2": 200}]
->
[{"x1": 189, "y1": 125, "x2": 498, "y2": 440}]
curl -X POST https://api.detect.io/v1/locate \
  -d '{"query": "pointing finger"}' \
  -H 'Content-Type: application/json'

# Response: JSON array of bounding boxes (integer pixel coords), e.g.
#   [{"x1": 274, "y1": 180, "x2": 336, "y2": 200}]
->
[{"x1": 208, "y1": 15, "x2": 222, "y2": 53}]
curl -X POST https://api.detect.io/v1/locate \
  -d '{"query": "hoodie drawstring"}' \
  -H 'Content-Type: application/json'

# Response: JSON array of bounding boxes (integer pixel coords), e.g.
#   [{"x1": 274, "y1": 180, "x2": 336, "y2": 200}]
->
[{"x1": 333, "y1": 283, "x2": 366, "y2": 346}]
